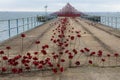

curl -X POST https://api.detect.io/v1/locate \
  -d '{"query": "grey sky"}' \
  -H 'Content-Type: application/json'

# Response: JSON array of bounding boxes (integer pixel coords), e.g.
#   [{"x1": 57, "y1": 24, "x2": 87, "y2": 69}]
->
[{"x1": 0, "y1": 0, "x2": 120, "y2": 12}]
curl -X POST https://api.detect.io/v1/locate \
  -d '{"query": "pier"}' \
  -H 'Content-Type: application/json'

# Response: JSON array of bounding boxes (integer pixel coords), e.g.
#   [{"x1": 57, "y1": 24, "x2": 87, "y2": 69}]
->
[{"x1": 0, "y1": 3, "x2": 120, "y2": 80}]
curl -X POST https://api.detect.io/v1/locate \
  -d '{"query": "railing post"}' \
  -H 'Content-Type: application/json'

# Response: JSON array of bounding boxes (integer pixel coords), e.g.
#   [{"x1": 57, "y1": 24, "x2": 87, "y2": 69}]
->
[
  {"x1": 115, "y1": 17, "x2": 117, "y2": 29},
  {"x1": 22, "y1": 18, "x2": 25, "y2": 32},
  {"x1": 8, "y1": 20, "x2": 11, "y2": 38},
  {"x1": 27, "y1": 17, "x2": 29, "y2": 30},
  {"x1": 16, "y1": 19, "x2": 19, "y2": 34}
]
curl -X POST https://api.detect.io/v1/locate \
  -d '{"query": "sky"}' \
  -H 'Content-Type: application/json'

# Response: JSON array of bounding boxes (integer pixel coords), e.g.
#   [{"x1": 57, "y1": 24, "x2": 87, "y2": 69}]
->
[{"x1": 0, "y1": 0, "x2": 120, "y2": 12}]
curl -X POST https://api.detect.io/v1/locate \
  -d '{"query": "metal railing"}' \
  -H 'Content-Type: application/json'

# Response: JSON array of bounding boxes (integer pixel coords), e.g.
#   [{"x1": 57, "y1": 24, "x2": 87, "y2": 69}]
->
[
  {"x1": 100, "y1": 16, "x2": 120, "y2": 29},
  {"x1": 0, "y1": 16, "x2": 43, "y2": 42}
]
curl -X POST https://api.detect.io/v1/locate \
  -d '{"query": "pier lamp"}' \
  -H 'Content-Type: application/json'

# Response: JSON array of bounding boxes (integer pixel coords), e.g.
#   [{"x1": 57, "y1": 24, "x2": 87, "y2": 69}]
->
[{"x1": 44, "y1": 5, "x2": 48, "y2": 21}]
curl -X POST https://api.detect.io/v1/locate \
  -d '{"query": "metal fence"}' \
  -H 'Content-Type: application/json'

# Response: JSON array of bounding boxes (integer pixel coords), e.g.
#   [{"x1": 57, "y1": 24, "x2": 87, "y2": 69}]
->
[
  {"x1": 100, "y1": 16, "x2": 120, "y2": 29},
  {"x1": 0, "y1": 17, "x2": 43, "y2": 42}
]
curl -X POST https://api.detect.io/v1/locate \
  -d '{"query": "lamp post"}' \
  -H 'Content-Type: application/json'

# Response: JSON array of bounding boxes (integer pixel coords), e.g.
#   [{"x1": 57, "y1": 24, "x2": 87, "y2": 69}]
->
[{"x1": 44, "y1": 5, "x2": 48, "y2": 21}]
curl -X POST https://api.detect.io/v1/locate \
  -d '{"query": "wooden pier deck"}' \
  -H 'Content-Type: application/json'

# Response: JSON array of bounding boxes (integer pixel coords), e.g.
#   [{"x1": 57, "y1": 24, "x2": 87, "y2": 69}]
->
[{"x1": 0, "y1": 17, "x2": 120, "y2": 80}]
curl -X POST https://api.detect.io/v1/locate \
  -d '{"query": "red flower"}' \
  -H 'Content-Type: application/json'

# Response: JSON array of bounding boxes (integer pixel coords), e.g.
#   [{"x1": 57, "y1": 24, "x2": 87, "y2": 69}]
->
[
  {"x1": 90, "y1": 52, "x2": 96, "y2": 56},
  {"x1": 41, "y1": 50, "x2": 47, "y2": 55},
  {"x1": 77, "y1": 35, "x2": 81, "y2": 38},
  {"x1": 52, "y1": 68, "x2": 57, "y2": 73},
  {"x1": 33, "y1": 57, "x2": 38, "y2": 60},
  {"x1": 12, "y1": 68, "x2": 18, "y2": 73},
  {"x1": 0, "y1": 50, "x2": 4, "y2": 54},
  {"x1": 89, "y1": 60, "x2": 92, "y2": 64},
  {"x1": 34, "y1": 52, "x2": 38, "y2": 55},
  {"x1": 107, "y1": 54, "x2": 111, "y2": 57},
  {"x1": 114, "y1": 53, "x2": 119, "y2": 57},
  {"x1": 84, "y1": 48, "x2": 90, "y2": 52},
  {"x1": 59, "y1": 52, "x2": 63, "y2": 55},
  {"x1": 80, "y1": 49, "x2": 84, "y2": 53},
  {"x1": 60, "y1": 67, "x2": 64, "y2": 72},
  {"x1": 70, "y1": 36, "x2": 74, "y2": 40},
  {"x1": 6, "y1": 46, "x2": 11, "y2": 50},
  {"x1": 35, "y1": 40, "x2": 40, "y2": 44},
  {"x1": 57, "y1": 64, "x2": 60, "y2": 67},
  {"x1": 73, "y1": 49, "x2": 77, "y2": 54},
  {"x1": 75, "y1": 61, "x2": 80, "y2": 65},
  {"x1": 69, "y1": 55, "x2": 73, "y2": 59},
  {"x1": 101, "y1": 59, "x2": 105, "y2": 62},
  {"x1": 61, "y1": 59, "x2": 65, "y2": 62},
  {"x1": 98, "y1": 50, "x2": 102, "y2": 57},
  {"x1": 65, "y1": 50, "x2": 69, "y2": 53},
  {"x1": 38, "y1": 65, "x2": 43, "y2": 69},
  {"x1": 18, "y1": 68, "x2": 23, "y2": 73},
  {"x1": 3, "y1": 56, "x2": 8, "y2": 60},
  {"x1": 27, "y1": 52, "x2": 31, "y2": 56},
  {"x1": 2, "y1": 67, "x2": 7, "y2": 72},
  {"x1": 21, "y1": 33, "x2": 26, "y2": 38}
]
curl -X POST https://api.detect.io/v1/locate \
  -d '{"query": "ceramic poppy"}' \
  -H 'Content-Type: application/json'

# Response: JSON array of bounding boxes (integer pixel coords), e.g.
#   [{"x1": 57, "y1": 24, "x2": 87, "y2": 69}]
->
[
  {"x1": 89, "y1": 60, "x2": 92, "y2": 64},
  {"x1": 35, "y1": 40, "x2": 40, "y2": 44},
  {"x1": 21, "y1": 34, "x2": 26, "y2": 38}
]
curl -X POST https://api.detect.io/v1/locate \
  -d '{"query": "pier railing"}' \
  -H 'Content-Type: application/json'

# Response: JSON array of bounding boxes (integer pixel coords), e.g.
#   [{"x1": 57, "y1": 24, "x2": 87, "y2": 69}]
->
[
  {"x1": 100, "y1": 16, "x2": 120, "y2": 29},
  {"x1": 0, "y1": 17, "x2": 43, "y2": 42}
]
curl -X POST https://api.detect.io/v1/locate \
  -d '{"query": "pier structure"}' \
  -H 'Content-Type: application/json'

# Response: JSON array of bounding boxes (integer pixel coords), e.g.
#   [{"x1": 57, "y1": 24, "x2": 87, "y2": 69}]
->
[{"x1": 0, "y1": 3, "x2": 120, "y2": 80}]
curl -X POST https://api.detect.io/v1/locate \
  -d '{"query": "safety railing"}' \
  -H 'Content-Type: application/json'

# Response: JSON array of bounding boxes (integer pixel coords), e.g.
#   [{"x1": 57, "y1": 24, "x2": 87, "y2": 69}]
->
[
  {"x1": 0, "y1": 17, "x2": 43, "y2": 42},
  {"x1": 100, "y1": 16, "x2": 120, "y2": 29}
]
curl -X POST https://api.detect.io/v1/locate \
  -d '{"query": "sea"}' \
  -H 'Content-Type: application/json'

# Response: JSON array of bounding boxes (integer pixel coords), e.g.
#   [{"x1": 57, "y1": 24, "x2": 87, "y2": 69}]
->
[{"x1": 0, "y1": 12, "x2": 120, "y2": 42}]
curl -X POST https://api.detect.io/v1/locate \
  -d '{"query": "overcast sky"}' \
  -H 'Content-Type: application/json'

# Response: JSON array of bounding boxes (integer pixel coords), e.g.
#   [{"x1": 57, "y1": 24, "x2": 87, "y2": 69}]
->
[{"x1": 0, "y1": 0, "x2": 120, "y2": 12}]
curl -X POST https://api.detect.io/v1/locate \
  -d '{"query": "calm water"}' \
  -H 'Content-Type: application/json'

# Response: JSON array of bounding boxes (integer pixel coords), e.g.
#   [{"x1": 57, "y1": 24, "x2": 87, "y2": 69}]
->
[{"x1": 0, "y1": 12, "x2": 120, "y2": 42}]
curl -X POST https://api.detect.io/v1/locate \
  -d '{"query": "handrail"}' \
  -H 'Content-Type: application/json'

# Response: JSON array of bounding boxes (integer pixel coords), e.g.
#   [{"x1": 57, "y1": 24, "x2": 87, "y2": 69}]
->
[{"x1": 0, "y1": 16, "x2": 43, "y2": 42}]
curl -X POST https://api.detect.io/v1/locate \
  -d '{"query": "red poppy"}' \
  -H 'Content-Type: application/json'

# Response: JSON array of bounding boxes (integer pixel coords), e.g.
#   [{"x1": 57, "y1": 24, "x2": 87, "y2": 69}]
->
[
  {"x1": 52, "y1": 68, "x2": 57, "y2": 73},
  {"x1": 90, "y1": 52, "x2": 96, "y2": 56},
  {"x1": 6, "y1": 46, "x2": 11, "y2": 50},
  {"x1": 0, "y1": 50, "x2": 4, "y2": 54},
  {"x1": 59, "y1": 52, "x2": 63, "y2": 55},
  {"x1": 35, "y1": 40, "x2": 40, "y2": 44},
  {"x1": 57, "y1": 64, "x2": 60, "y2": 67},
  {"x1": 84, "y1": 48, "x2": 90, "y2": 52},
  {"x1": 65, "y1": 44, "x2": 69, "y2": 47},
  {"x1": 73, "y1": 49, "x2": 78, "y2": 54},
  {"x1": 98, "y1": 50, "x2": 102, "y2": 57},
  {"x1": 61, "y1": 59, "x2": 65, "y2": 62},
  {"x1": 27, "y1": 52, "x2": 31, "y2": 56},
  {"x1": 70, "y1": 36, "x2": 74, "y2": 40},
  {"x1": 107, "y1": 54, "x2": 111, "y2": 57},
  {"x1": 2, "y1": 67, "x2": 7, "y2": 72},
  {"x1": 89, "y1": 60, "x2": 92, "y2": 64},
  {"x1": 21, "y1": 33, "x2": 26, "y2": 38},
  {"x1": 60, "y1": 67, "x2": 64, "y2": 72},
  {"x1": 34, "y1": 52, "x2": 38, "y2": 55},
  {"x1": 75, "y1": 61, "x2": 80, "y2": 65},
  {"x1": 45, "y1": 45, "x2": 49, "y2": 48},
  {"x1": 101, "y1": 59, "x2": 105, "y2": 62},
  {"x1": 69, "y1": 55, "x2": 73, "y2": 59},
  {"x1": 65, "y1": 50, "x2": 69, "y2": 53},
  {"x1": 12, "y1": 68, "x2": 18, "y2": 73},
  {"x1": 114, "y1": 53, "x2": 119, "y2": 57},
  {"x1": 38, "y1": 65, "x2": 43, "y2": 69},
  {"x1": 80, "y1": 49, "x2": 84, "y2": 53},
  {"x1": 77, "y1": 35, "x2": 81, "y2": 38},
  {"x1": 41, "y1": 49, "x2": 47, "y2": 55},
  {"x1": 3, "y1": 56, "x2": 8, "y2": 60},
  {"x1": 33, "y1": 57, "x2": 38, "y2": 60},
  {"x1": 18, "y1": 68, "x2": 23, "y2": 73}
]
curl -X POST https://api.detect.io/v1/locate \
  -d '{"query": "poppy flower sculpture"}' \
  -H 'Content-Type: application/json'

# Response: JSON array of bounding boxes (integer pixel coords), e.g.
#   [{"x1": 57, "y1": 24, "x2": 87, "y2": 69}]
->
[
  {"x1": 114, "y1": 53, "x2": 119, "y2": 66},
  {"x1": 21, "y1": 33, "x2": 26, "y2": 53}
]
